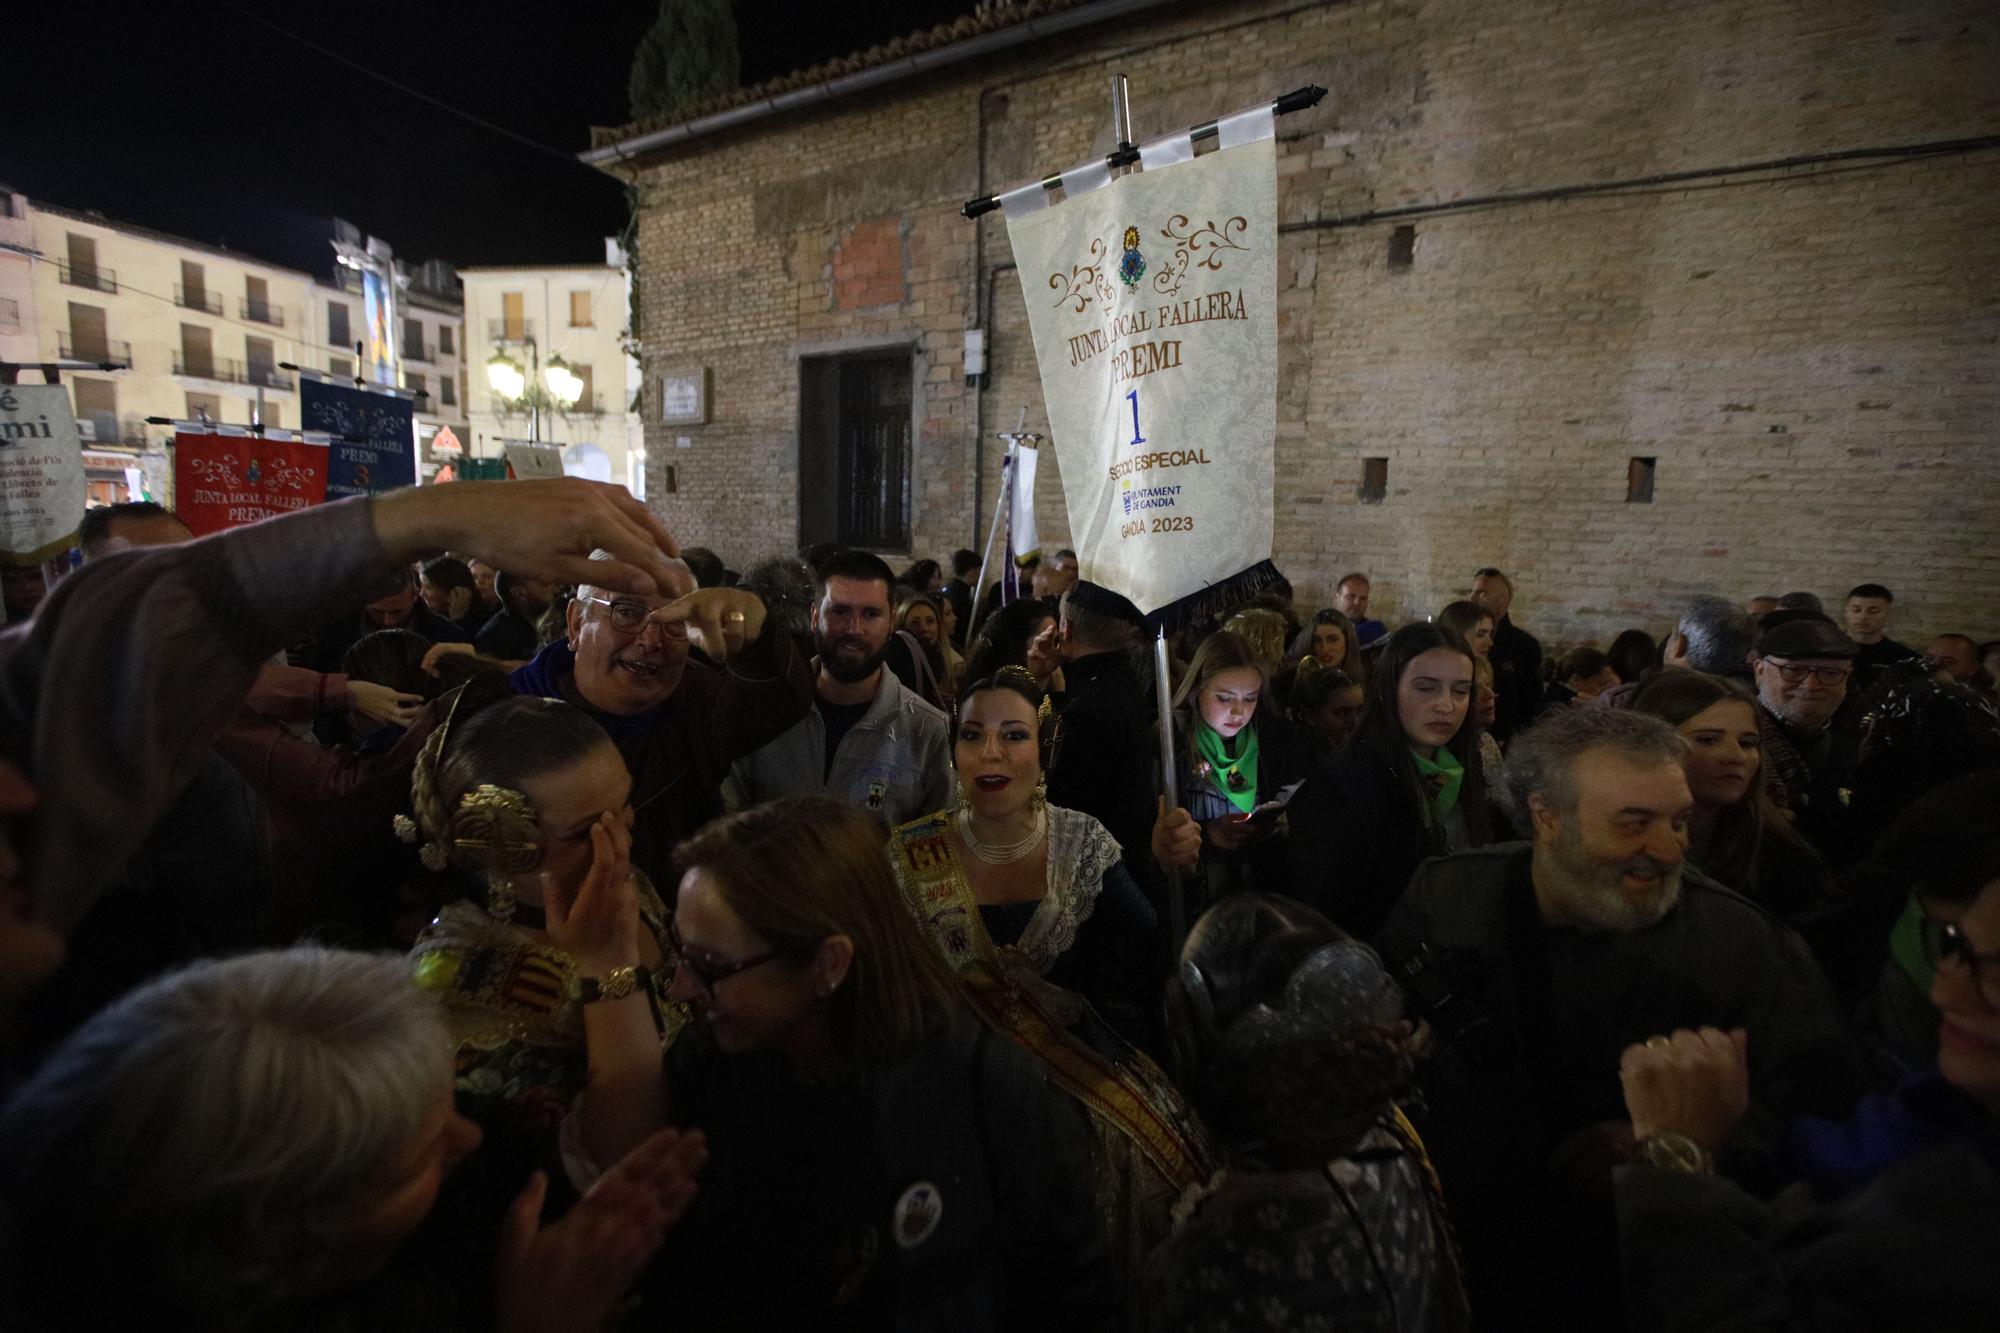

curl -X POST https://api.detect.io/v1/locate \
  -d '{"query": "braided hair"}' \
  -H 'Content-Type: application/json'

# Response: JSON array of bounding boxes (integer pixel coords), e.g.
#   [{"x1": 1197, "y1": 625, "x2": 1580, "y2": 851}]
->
[{"x1": 402, "y1": 691, "x2": 612, "y2": 878}]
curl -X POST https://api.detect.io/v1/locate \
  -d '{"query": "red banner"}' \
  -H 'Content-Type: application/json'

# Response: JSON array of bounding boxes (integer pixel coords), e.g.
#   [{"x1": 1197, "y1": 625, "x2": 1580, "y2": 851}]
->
[{"x1": 172, "y1": 432, "x2": 330, "y2": 537}]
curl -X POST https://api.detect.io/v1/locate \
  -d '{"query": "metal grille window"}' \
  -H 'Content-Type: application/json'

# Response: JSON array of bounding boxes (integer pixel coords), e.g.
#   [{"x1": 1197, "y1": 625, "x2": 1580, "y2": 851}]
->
[
  {"x1": 798, "y1": 350, "x2": 914, "y2": 551},
  {"x1": 328, "y1": 303, "x2": 351, "y2": 348}
]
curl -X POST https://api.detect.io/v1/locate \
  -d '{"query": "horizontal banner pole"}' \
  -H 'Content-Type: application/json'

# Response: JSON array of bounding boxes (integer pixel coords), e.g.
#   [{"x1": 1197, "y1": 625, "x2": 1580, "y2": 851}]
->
[
  {"x1": 290, "y1": 365, "x2": 423, "y2": 402},
  {"x1": 150, "y1": 417, "x2": 353, "y2": 445},
  {"x1": 961, "y1": 84, "x2": 1325, "y2": 219}
]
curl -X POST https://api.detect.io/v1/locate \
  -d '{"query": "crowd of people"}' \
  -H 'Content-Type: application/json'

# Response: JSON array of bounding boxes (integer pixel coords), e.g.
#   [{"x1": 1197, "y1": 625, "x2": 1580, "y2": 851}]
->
[{"x1": 1, "y1": 483, "x2": 1995, "y2": 1330}]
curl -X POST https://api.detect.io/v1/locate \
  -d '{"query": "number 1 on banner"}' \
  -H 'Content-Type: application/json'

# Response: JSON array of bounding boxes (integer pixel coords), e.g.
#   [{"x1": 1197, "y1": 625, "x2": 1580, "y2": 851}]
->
[{"x1": 1126, "y1": 389, "x2": 1146, "y2": 447}]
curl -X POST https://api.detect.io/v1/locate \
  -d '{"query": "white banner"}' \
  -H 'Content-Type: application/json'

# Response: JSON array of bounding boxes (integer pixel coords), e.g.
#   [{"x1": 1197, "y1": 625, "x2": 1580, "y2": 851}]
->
[
  {"x1": 1004, "y1": 129, "x2": 1276, "y2": 615},
  {"x1": 0, "y1": 385, "x2": 87, "y2": 566},
  {"x1": 1009, "y1": 440, "x2": 1040, "y2": 568}
]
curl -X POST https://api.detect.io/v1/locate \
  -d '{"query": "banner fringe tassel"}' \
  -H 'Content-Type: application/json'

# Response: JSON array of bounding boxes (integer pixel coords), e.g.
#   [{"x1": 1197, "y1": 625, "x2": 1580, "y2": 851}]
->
[{"x1": 1142, "y1": 560, "x2": 1285, "y2": 639}]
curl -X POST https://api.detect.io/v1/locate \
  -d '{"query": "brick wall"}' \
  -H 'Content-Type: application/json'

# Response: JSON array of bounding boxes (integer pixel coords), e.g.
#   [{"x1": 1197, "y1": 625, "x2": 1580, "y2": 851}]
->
[{"x1": 626, "y1": 0, "x2": 1999, "y2": 648}]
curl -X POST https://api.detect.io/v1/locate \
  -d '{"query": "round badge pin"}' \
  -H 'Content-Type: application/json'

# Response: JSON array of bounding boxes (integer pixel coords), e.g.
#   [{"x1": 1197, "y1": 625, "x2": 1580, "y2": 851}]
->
[{"x1": 892, "y1": 1181, "x2": 943, "y2": 1250}]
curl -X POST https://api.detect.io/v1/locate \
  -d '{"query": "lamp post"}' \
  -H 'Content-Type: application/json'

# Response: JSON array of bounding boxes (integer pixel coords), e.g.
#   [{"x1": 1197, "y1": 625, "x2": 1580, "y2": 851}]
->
[{"x1": 485, "y1": 336, "x2": 582, "y2": 446}]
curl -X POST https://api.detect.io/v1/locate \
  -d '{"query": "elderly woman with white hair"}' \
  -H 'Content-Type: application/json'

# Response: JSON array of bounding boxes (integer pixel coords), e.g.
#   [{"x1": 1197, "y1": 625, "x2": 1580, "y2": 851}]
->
[{"x1": 0, "y1": 947, "x2": 704, "y2": 1330}]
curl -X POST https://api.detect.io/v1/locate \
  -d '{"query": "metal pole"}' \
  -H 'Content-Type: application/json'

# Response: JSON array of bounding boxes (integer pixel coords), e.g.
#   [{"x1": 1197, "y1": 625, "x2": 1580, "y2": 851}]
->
[
  {"x1": 1110, "y1": 73, "x2": 1134, "y2": 153},
  {"x1": 530, "y1": 339, "x2": 541, "y2": 444},
  {"x1": 1154, "y1": 626, "x2": 1187, "y2": 956},
  {"x1": 966, "y1": 425, "x2": 1019, "y2": 645}
]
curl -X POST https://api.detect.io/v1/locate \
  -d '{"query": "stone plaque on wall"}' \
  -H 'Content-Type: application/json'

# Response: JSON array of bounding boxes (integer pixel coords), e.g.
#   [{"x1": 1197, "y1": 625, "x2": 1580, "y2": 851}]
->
[{"x1": 659, "y1": 370, "x2": 709, "y2": 425}]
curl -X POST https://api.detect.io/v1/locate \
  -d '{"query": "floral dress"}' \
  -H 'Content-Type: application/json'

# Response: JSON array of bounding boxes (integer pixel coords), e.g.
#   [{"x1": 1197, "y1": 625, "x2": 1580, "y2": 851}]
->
[{"x1": 409, "y1": 875, "x2": 682, "y2": 1150}]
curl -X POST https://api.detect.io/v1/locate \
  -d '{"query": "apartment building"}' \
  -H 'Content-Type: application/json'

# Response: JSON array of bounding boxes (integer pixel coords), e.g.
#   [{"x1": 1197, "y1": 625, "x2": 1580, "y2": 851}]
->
[
  {"x1": 461, "y1": 241, "x2": 642, "y2": 494},
  {"x1": 310, "y1": 255, "x2": 469, "y2": 476}
]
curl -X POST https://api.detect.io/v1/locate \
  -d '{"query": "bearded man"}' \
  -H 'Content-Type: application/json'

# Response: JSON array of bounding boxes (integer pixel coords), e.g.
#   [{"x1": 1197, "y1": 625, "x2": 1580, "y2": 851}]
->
[
  {"x1": 728, "y1": 549, "x2": 950, "y2": 825},
  {"x1": 1377, "y1": 707, "x2": 1863, "y2": 1329}
]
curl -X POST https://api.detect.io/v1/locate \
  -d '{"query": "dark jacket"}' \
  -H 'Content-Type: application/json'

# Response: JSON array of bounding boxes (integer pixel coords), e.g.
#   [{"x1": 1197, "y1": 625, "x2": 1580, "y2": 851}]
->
[
  {"x1": 1488, "y1": 614, "x2": 1544, "y2": 741},
  {"x1": 307, "y1": 602, "x2": 471, "y2": 673},
  {"x1": 1047, "y1": 649, "x2": 1159, "y2": 880},
  {"x1": 1851, "y1": 635, "x2": 1919, "y2": 695},
  {"x1": 1286, "y1": 743, "x2": 1450, "y2": 938},
  {"x1": 1757, "y1": 702, "x2": 1863, "y2": 867},
  {"x1": 13, "y1": 753, "x2": 269, "y2": 1069},
  {"x1": 1616, "y1": 1074, "x2": 1999, "y2": 1332},
  {"x1": 1376, "y1": 843, "x2": 1868, "y2": 1328},
  {"x1": 508, "y1": 632, "x2": 815, "y2": 889},
  {"x1": 1176, "y1": 711, "x2": 1305, "y2": 911},
  {"x1": 473, "y1": 605, "x2": 540, "y2": 662},
  {"x1": 653, "y1": 1014, "x2": 1120, "y2": 1330},
  {"x1": 942, "y1": 577, "x2": 974, "y2": 650}
]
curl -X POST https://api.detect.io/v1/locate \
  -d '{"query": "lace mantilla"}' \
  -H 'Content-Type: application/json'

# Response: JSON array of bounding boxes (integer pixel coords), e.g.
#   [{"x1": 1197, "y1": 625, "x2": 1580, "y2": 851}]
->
[{"x1": 1009, "y1": 806, "x2": 1125, "y2": 977}]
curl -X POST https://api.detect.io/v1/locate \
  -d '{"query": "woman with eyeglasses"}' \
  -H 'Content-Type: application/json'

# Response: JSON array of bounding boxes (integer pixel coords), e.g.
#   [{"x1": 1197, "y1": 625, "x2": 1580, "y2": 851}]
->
[
  {"x1": 506, "y1": 557, "x2": 815, "y2": 887},
  {"x1": 1612, "y1": 769, "x2": 2000, "y2": 1331},
  {"x1": 571, "y1": 792, "x2": 1120, "y2": 1329},
  {"x1": 401, "y1": 692, "x2": 683, "y2": 1228}
]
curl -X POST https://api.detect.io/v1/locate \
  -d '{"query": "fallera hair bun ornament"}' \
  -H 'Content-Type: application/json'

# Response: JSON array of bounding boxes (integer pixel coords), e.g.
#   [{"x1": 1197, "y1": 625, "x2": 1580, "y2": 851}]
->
[
  {"x1": 397, "y1": 684, "x2": 544, "y2": 877},
  {"x1": 449, "y1": 785, "x2": 543, "y2": 876}
]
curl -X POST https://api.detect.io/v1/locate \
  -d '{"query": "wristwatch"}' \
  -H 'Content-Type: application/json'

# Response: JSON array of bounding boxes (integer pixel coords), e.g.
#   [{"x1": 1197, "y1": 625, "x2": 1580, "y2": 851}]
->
[
  {"x1": 570, "y1": 966, "x2": 640, "y2": 1004},
  {"x1": 1636, "y1": 1132, "x2": 1713, "y2": 1176}
]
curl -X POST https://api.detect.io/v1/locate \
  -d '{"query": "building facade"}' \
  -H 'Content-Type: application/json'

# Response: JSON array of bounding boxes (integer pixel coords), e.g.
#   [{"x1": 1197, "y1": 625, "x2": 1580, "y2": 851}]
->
[
  {"x1": 589, "y1": 0, "x2": 2000, "y2": 647},
  {"x1": 3, "y1": 192, "x2": 469, "y2": 504},
  {"x1": 11, "y1": 194, "x2": 327, "y2": 502},
  {"x1": 461, "y1": 246, "x2": 643, "y2": 494},
  {"x1": 308, "y1": 258, "x2": 470, "y2": 479}
]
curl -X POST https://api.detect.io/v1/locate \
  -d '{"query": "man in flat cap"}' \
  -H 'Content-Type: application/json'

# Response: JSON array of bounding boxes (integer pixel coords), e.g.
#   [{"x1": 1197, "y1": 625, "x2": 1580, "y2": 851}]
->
[{"x1": 1751, "y1": 612, "x2": 1862, "y2": 864}]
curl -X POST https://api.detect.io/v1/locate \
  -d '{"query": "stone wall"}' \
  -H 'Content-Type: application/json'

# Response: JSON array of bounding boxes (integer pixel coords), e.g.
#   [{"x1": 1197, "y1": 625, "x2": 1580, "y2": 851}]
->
[{"x1": 624, "y1": 0, "x2": 1999, "y2": 647}]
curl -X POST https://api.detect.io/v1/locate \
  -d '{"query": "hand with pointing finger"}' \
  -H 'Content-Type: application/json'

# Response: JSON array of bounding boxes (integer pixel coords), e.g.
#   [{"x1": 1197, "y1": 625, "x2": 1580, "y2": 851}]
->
[{"x1": 661, "y1": 588, "x2": 766, "y2": 662}]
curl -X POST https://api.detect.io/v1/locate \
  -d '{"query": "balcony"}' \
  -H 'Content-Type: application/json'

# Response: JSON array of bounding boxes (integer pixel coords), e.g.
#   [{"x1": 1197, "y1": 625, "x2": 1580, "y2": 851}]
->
[
  {"x1": 173, "y1": 352, "x2": 245, "y2": 383},
  {"x1": 405, "y1": 342, "x2": 431, "y2": 363},
  {"x1": 58, "y1": 261, "x2": 117, "y2": 294},
  {"x1": 58, "y1": 332, "x2": 134, "y2": 368},
  {"x1": 77, "y1": 413, "x2": 149, "y2": 447},
  {"x1": 174, "y1": 284, "x2": 223, "y2": 315},
  {"x1": 247, "y1": 364, "x2": 294, "y2": 391},
  {"x1": 559, "y1": 391, "x2": 605, "y2": 416},
  {"x1": 487, "y1": 319, "x2": 535, "y2": 343},
  {"x1": 240, "y1": 297, "x2": 285, "y2": 328}
]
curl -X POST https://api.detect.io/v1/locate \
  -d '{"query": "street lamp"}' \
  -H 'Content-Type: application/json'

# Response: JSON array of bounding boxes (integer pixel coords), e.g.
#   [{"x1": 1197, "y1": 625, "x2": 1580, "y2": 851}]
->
[
  {"x1": 485, "y1": 338, "x2": 583, "y2": 445},
  {"x1": 485, "y1": 350, "x2": 526, "y2": 401},
  {"x1": 544, "y1": 354, "x2": 584, "y2": 410}
]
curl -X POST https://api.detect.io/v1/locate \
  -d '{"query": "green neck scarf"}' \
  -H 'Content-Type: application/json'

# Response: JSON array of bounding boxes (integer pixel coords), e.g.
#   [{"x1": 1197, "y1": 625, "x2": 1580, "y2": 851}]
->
[
  {"x1": 1195, "y1": 722, "x2": 1260, "y2": 815},
  {"x1": 1411, "y1": 746, "x2": 1464, "y2": 822}
]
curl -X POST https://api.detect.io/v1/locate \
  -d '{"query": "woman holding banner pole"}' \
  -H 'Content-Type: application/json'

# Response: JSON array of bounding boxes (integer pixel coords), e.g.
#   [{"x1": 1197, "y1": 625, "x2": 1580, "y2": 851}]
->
[{"x1": 887, "y1": 667, "x2": 1212, "y2": 1311}]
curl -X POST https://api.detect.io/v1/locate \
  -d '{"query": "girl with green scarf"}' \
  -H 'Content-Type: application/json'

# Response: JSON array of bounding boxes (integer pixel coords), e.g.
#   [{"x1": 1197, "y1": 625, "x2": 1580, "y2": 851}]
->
[{"x1": 1158, "y1": 630, "x2": 1302, "y2": 911}]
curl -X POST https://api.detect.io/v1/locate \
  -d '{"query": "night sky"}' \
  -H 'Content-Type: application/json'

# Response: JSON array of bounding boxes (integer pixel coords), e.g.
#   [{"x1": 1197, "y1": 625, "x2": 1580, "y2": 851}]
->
[{"x1": 6, "y1": 1, "x2": 969, "y2": 278}]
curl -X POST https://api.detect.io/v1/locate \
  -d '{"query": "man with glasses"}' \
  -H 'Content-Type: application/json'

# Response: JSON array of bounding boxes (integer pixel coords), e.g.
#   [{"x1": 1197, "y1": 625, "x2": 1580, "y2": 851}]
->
[
  {"x1": 1750, "y1": 614, "x2": 1862, "y2": 864},
  {"x1": 509, "y1": 552, "x2": 815, "y2": 886}
]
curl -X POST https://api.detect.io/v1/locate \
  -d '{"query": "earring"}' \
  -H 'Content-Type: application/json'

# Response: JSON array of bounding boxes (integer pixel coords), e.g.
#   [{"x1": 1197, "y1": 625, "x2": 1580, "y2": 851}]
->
[
  {"x1": 485, "y1": 874, "x2": 517, "y2": 925},
  {"x1": 1031, "y1": 773, "x2": 1048, "y2": 812}
]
